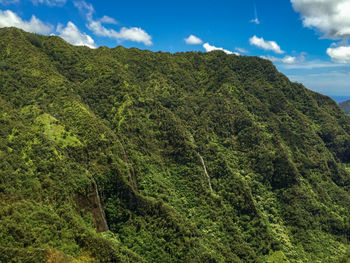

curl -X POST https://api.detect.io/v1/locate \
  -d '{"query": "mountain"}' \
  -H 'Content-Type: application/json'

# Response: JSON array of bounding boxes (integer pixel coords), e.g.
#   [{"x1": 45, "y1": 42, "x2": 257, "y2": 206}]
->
[
  {"x1": 0, "y1": 27, "x2": 349, "y2": 263},
  {"x1": 339, "y1": 100, "x2": 350, "y2": 115}
]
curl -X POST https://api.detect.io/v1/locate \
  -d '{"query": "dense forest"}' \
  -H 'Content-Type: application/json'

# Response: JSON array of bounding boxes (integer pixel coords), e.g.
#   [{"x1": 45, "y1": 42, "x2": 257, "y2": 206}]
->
[{"x1": 0, "y1": 27, "x2": 349, "y2": 262}]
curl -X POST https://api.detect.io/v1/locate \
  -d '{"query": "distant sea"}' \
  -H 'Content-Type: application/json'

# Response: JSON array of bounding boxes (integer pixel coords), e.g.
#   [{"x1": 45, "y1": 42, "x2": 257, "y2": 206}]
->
[{"x1": 330, "y1": 96, "x2": 350, "y2": 103}]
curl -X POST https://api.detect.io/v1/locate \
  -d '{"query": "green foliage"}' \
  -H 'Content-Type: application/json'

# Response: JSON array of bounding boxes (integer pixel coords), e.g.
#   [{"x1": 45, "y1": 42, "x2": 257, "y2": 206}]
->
[
  {"x1": 0, "y1": 27, "x2": 349, "y2": 262},
  {"x1": 267, "y1": 251, "x2": 290, "y2": 263}
]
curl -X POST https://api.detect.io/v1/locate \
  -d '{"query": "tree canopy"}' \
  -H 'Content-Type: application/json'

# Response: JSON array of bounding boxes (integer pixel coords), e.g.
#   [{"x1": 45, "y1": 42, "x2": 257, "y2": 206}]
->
[{"x1": 0, "y1": 27, "x2": 349, "y2": 262}]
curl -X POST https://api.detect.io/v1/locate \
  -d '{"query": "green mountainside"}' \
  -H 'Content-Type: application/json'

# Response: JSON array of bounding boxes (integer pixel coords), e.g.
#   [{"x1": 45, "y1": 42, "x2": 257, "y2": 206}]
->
[
  {"x1": 339, "y1": 100, "x2": 350, "y2": 115},
  {"x1": 0, "y1": 27, "x2": 349, "y2": 262}
]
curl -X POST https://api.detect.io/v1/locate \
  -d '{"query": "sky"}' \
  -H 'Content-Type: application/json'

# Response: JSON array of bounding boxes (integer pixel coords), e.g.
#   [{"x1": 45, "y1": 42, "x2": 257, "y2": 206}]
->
[{"x1": 0, "y1": 0, "x2": 350, "y2": 101}]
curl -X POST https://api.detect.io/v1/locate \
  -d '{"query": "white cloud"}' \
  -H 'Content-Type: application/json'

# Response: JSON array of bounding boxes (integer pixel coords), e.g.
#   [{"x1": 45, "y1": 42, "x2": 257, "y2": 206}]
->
[
  {"x1": 327, "y1": 45, "x2": 350, "y2": 63},
  {"x1": 262, "y1": 55, "x2": 298, "y2": 64},
  {"x1": 88, "y1": 20, "x2": 152, "y2": 46},
  {"x1": 262, "y1": 52, "x2": 308, "y2": 66},
  {"x1": 0, "y1": 9, "x2": 53, "y2": 34},
  {"x1": 281, "y1": 55, "x2": 297, "y2": 64},
  {"x1": 99, "y1": 15, "x2": 117, "y2": 25},
  {"x1": 114, "y1": 27, "x2": 151, "y2": 45},
  {"x1": 203, "y1": 42, "x2": 239, "y2": 55},
  {"x1": 184, "y1": 34, "x2": 202, "y2": 45},
  {"x1": 235, "y1": 47, "x2": 248, "y2": 54},
  {"x1": 74, "y1": 0, "x2": 94, "y2": 20},
  {"x1": 250, "y1": 18, "x2": 260, "y2": 25},
  {"x1": 291, "y1": 0, "x2": 350, "y2": 39},
  {"x1": 31, "y1": 0, "x2": 66, "y2": 6},
  {"x1": 250, "y1": 4, "x2": 260, "y2": 24},
  {"x1": 57, "y1": 21, "x2": 96, "y2": 48},
  {"x1": 74, "y1": 0, "x2": 152, "y2": 46},
  {"x1": 249, "y1": 35, "x2": 284, "y2": 54}
]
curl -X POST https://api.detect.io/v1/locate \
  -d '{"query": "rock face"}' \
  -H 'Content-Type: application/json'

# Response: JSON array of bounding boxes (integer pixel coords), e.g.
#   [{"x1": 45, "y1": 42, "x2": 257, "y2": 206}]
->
[{"x1": 0, "y1": 27, "x2": 349, "y2": 262}]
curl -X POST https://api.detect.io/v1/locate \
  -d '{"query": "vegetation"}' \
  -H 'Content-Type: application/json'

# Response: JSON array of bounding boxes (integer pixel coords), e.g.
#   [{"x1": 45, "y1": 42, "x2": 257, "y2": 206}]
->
[{"x1": 0, "y1": 27, "x2": 349, "y2": 262}]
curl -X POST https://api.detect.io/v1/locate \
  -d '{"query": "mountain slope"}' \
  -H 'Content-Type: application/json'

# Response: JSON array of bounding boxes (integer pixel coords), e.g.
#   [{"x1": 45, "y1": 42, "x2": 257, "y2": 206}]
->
[
  {"x1": 0, "y1": 27, "x2": 349, "y2": 262},
  {"x1": 339, "y1": 100, "x2": 350, "y2": 115}
]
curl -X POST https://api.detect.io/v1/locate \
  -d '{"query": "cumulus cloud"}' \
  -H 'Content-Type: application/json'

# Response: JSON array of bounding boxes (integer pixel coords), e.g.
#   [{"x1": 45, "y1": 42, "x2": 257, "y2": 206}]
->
[
  {"x1": 0, "y1": 9, "x2": 53, "y2": 34},
  {"x1": 57, "y1": 21, "x2": 96, "y2": 48},
  {"x1": 184, "y1": 34, "x2": 202, "y2": 45},
  {"x1": 249, "y1": 35, "x2": 284, "y2": 54},
  {"x1": 291, "y1": 1, "x2": 350, "y2": 63},
  {"x1": 203, "y1": 42, "x2": 239, "y2": 55},
  {"x1": 88, "y1": 20, "x2": 152, "y2": 45},
  {"x1": 74, "y1": 0, "x2": 152, "y2": 46},
  {"x1": 291, "y1": 0, "x2": 350, "y2": 39},
  {"x1": 327, "y1": 45, "x2": 350, "y2": 63},
  {"x1": 31, "y1": 0, "x2": 67, "y2": 6}
]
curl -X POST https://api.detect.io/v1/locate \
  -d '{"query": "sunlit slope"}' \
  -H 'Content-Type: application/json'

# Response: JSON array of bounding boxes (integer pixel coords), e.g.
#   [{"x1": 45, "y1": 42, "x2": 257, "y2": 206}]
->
[{"x1": 0, "y1": 27, "x2": 349, "y2": 263}]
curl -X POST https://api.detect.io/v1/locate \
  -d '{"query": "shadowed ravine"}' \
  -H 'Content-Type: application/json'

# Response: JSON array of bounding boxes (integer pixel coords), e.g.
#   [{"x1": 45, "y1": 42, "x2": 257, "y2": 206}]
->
[{"x1": 91, "y1": 177, "x2": 109, "y2": 232}]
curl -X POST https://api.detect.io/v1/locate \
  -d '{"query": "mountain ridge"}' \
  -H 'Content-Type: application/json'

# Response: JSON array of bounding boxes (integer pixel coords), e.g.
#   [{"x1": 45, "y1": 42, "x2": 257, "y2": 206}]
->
[{"x1": 0, "y1": 27, "x2": 349, "y2": 262}]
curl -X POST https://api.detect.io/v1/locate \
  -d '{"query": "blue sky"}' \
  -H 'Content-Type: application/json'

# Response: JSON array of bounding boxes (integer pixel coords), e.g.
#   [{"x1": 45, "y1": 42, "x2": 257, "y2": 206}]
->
[{"x1": 1, "y1": 0, "x2": 350, "y2": 101}]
